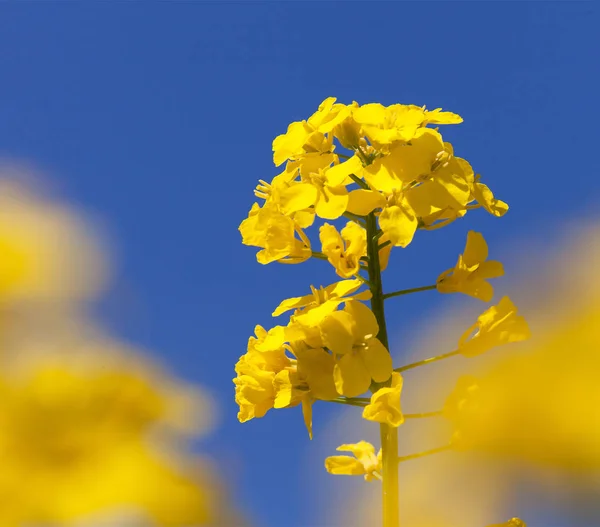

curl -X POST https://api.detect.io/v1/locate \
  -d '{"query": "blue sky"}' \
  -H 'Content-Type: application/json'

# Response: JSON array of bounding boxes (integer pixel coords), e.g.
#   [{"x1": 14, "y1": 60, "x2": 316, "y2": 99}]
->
[{"x1": 1, "y1": 2, "x2": 599, "y2": 526}]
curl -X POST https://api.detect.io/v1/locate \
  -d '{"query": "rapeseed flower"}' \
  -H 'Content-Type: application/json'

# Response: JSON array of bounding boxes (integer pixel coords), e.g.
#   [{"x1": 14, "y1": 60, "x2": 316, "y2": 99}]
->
[
  {"x1": 362, "y1": 372, "x2": 404, "y2": 427},
  {"x1": 437, "y1": 231, "x2": 504, "y2": 301},
  {"x1": 458, "y1": 297, "x2": 530, "y2": 357}
]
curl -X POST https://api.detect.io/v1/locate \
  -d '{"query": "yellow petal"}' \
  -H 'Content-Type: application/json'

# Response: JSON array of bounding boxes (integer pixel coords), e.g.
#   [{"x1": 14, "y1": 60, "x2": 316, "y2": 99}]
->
[
  {"x1": 320, "y1": 311, "x2": 356, "y2": 355},
  {"x1": 424, "y1": 108, "x2": 463, "y2": 125},
  {"x1": 346, "y1": 189, "x2": 385, "y2": 216},
  {"x1": 272, "y1": 293, "x2": 313, "y2": 317},
  {"x1": 463, "y1": 231, "x2": 488, "y2": 268},
  {"x1": 296, "y1": 348, "x2": 338, "y2": 401},
  {"x1": 325, "y1": 156, "x2": 363, "y2": 186},
  {"x1": 359, "y1": 338, "x2": 392, "y2": 383},
  {"x1": 344, "y1": 300, "x2": 379, "y2": 340},
  {"x1": 340, "y1": 221, "x2": 367, "y2": 259},
  {"x1": 315, "y1": 185, "x2": 349, "y2": 220},
  {"x1": 279, "y1": 183, "x2": 318, "y2": 215},
  {"x1": 334, "y1": 353, "x2": 372, "y2": 397},
  {"x1": 301, "y1": 397, "x2": 313, "y2": 440},
  {"x1": 379, "y1": 204, "x2": 418, "y2": 248},
  {"x1": 324, "y1": 456, "x2": 365, "y2": 476},
  {"x1": 473, "y1": 181, "x2": 509, "y2": 217}
]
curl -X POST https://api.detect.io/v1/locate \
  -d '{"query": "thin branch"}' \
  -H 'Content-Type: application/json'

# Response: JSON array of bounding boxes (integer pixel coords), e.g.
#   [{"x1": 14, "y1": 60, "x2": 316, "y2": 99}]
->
[
  {"x1": 397, "y1": 444, "x2": 452, "y2": 463},
  {"x1": 394, "y1": 350, "x2": 460, "y2": 373},
  {"x1": 383, "y1": 284, "x2": 436, "y2": 300},
  {"x1": 311, "y1": 251, "x2": 328, "y2": 261}
]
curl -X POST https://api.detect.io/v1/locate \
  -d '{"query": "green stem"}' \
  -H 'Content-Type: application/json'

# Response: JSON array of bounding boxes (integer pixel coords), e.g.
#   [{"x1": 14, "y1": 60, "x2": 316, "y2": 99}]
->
[
  {"x1": 311, "y1": 251, "x2": 329, "y2": 261},
  {"x1": 394, "y1": 350, "x2": 460, "y2": 373},
  {"x1": 365, "y1": 211, "x2": 399, "y2": 527},
  {"x1": 382, "y1": 285, "x2": 436, "y2": 300},
  {"x1": 397, "y1": 444, "x2": 452, "y2": 463},
  {"x1": 349, "y1": 173, "x2": 370, "y2": 190}
]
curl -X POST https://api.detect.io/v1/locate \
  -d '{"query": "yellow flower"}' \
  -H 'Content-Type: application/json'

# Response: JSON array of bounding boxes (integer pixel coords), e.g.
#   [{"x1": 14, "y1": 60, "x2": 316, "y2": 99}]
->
[
  {"x1": 324, "y1": 440, "x2": 382, "y2": 481},
  {"x1": 443, "y1": 374, "x2": 482, "y2": 448},
  {"x1": 235, "y1": 325, "x2": 339, "y2": 438},
  {"x1": 272, "y1": 278, "x2": 371, "y2": 326},
  {"x1": 362, "y1": 372, "x2": 404, "y2": 427},
  {"x1": 239, "y1": 202, "x2": 311, "y2": 264},
  {"x1": 301, "y1": 165, "x2": 349, "y2": 220},
  {"x1": 405, "y1": 144, "x2": 474, "y2": 229},
  {"x1": 234, "y1": 325, "x2": 291, "y2": 422},
  {"x1": 272, "y1": 97, "x2": 350, "y2": 167},
  {"x1": 471, "y1": 174, "x2": 509, "y2": 217},
  {"x1": 458, "y1": 297, "x2": 531, "y2": 357},
  {"x1": 319, "y1": 221, "x2": 367, "y2": 279},
  {"x1": 306, "y1": 97, "x2": 352, "y2": 134},
  {"x1": 0, "y1": 180, "x2": 107, "y2": 304},
  {"x1": 362, "y1": 128, "x2": 445, "y2": 193},
  {"x1": 0, "y1": 353, "x2": 217, "y2": 526},
  {"x1": 353, "y1": 103, "x2": 461, "y2": 147},
  {"x1": 437, "y1": 231, "x2": 504, "y2": 301},
  {"x1": 319, "y1": 300, "x2": 392, "y2": 397},
  {"x1": 254, "y1": 163, "x2": 318, "y2": 228}
]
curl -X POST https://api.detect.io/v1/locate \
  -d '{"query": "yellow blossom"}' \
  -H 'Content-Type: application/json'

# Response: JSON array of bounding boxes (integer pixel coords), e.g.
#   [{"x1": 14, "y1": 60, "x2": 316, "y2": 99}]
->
[
  {"x1": 362, "y1": 372, "x2": 404, "y2": 427},
  {"x1": 458, "y1": 297, "x2": 530, "y2": 357},
  {"x1": 437, "y1": 231, "x2": 504, "y2": 301},
  {"x1": 319, "y1": 222, "x2": 367, "y2": 278},
  {"x1": 406, "y1": 145, "x2": 474, "y2": 229},
  {"x1": 471, "y1": 174, "x2": 509, "y2": 217},
  {"x1": 234, "y1": 344, "x2": 290, "y2": 422},
  {"x1": 319, "y1": 300, "x2": 392, "y2": 397},
  {"x1": 235, "y1": 325, "x2": 339, "y2": 438},
  {"x1": 353, "y1": 103, "x2": 461, "y2": 147},
  {"x1": 272, "y1": 278, "x2": 371, "y2": 325},
  {"x1": 362, "y1": 128, "x2": 445, "y2": 193},
  {"x1": 306, "y1": 97, "x2": 352, "y2": 134},
  {"x1": 239, "y1": 202, "x2": 311, "y2": 264},
  {"x1": 272, "y1": 97, "x2": 351, "y2": 167},
  {"x1": 254, "y1": 163, "x2": 318, "y2": 228},
  {"x1": 0, "y1": 180, "x2": 108, "y2": 304},
  {"x1": 324, "y1": 440, "x2": 382, "y2": 481},
  {"x1": 301, "y1": 166, "x2": 349, "y2": 220},
  {"x1": 443, "y1": 375, "x2": 482, "y2": 448}
]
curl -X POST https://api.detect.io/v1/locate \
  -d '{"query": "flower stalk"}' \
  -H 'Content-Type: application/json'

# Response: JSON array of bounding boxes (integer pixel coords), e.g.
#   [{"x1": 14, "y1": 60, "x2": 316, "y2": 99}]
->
[{"x1": 366, "y1": 211, "x2": 399, "y2": 527}]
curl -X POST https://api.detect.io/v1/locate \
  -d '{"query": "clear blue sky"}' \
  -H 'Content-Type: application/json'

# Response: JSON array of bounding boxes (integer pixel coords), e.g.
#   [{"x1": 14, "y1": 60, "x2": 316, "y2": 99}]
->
[{"x1": 0, "y1": 2, "x2": 598, "y2": 527}]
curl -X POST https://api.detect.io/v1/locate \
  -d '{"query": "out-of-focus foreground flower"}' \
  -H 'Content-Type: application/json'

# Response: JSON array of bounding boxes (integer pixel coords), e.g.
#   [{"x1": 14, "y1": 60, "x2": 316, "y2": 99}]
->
[
  {"x1": 330, "y1": 224, "x2": 600, "y2": 527},
  {"x1": 0, "y1": 170, "x2": 237, "y2": 527}
]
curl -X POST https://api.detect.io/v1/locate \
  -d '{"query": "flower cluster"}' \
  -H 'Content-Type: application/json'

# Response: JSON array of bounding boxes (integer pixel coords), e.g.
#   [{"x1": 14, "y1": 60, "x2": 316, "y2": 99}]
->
[
  {"x1": 236, "y1": 98, "x2": 530, "y2": 526},
  {"x1": 240, "y1": 97, "x2": 507, "y2": 266}
]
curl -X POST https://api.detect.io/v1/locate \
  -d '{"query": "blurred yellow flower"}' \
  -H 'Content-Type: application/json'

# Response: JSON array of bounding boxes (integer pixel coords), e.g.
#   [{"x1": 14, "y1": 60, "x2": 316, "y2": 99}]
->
[
  {"x1": 458, "y1": 297, "x2": 530, "y2": 357},
  {"x1": 437, "y1": 231, "x2": 504, "y2": 302},
  {"x1": 0, "y1": 352, "x2": 218, "y2": 526},
  {"x1": 325, "y1": 440, "x2": 382, "y2": 481},
  {"x1": 0, "y1": 180, "x2": 107, "y2": 305}
]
